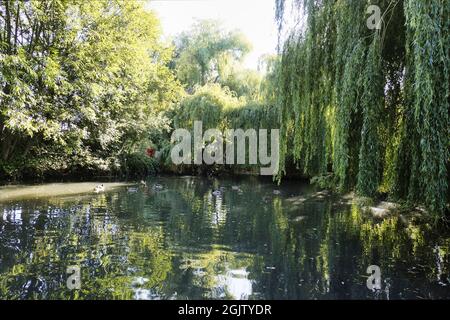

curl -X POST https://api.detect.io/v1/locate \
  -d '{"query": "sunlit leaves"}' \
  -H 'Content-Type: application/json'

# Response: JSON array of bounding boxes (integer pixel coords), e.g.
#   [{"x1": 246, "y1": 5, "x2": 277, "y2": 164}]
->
[
  {"x1": 275, "y1": 0, "x2": 449, "y2": 216},
  {"x1": 0, "y1": 0, "x2": 182, "y2": 178},
  {"x1": 172, "y1": 20, "x2": 252, "y2": 90}
]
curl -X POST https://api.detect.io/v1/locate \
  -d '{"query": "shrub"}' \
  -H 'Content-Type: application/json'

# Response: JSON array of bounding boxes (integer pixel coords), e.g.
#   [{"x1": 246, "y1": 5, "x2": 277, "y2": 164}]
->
[{"x1": 121, "y1": 153, "x2": 158, "y2": 177}]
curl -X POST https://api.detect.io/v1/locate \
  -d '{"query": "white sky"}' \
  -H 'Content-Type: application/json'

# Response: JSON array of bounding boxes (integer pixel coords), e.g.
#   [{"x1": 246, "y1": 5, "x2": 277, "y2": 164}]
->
[{"x1": 146, "y1": 0, "x2": 279, "y2": 70}]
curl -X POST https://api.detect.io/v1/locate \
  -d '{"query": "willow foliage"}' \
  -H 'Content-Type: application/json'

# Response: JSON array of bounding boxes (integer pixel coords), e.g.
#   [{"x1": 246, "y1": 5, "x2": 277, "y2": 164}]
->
[
  {"x1": 170, "y1": 83, "x2": 279, "y2": 173},
  {"x1": 174, "y1": 84, "x2": 279, "y2": 132},
  {"x1": 276, "y1": 0, "x2": 449, "y2": 216}
]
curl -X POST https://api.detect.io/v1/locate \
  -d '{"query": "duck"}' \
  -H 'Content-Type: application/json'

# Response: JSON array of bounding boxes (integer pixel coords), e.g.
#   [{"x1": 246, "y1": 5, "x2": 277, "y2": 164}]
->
[
  {"x1": 153, "y1": 184, "x2": 163, "y2": 191},
  {"x1": 94, "y1": 184, "x2": 105, "y2": 193},
  {"x1": 212, "y1": 190, "x2": 222, "y2": 197},
  {"x1": 128, "y1": 187, "x2": 139, "y2": 193},
  {"x1": 273, "y1": 190, "x2": 281, "y2": 195},
  {"x1": 231, "y1": 185, "x2": 243, "y2": 193}
]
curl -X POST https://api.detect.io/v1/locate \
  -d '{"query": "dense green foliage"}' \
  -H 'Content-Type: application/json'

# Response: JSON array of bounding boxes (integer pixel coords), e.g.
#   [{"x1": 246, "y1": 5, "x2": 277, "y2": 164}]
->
[
  {"x1": 0, "y1": 0, "x2": 181, "y2": 180},
  {"x1": 122, "y1": 152, "x2": 159, "y2": 178},
  {"x1": 163, "y1": 83, "x2": 278, "y2": 174},
  {"x1": 173, "y1": 83, "x2": 279, "y2": 130},
  {"x1": 275, "y1": 0, "x2": 449, "y2": 216},
  {"x1": 171, "y1": 19, "x2": 266, "y2": 101},
  {"x1": 163, "y1": 21, "x2": 280, "y2": 174},
  {"x1": 172, "y1": 20, "x2": 252, "y2": 91}
]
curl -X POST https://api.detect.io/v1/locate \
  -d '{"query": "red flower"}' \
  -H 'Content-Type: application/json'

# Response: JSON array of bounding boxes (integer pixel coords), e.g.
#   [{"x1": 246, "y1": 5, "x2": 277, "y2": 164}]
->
[{"x1": 146, "y1": 148, "x2": 155, "y2": 158}]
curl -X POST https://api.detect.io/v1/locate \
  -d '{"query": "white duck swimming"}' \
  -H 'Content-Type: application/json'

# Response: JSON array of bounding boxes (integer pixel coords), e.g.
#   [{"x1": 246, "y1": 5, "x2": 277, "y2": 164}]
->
[{"x1": 94, "y1": 184, "x2": 105, "y2": 193}]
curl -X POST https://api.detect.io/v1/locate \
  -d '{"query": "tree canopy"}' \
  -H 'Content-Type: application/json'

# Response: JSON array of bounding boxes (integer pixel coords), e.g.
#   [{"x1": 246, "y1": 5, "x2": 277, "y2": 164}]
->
[
  {"x1": 172, "y1": 19, "x2": 252, "y2": 91},
  {"x1": 0, "y1": 0, "x2": 181, "y2": 179}
]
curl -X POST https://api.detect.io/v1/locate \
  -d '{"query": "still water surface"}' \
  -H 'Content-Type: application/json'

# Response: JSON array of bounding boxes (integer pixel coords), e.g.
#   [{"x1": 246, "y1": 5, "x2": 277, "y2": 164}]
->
[{"x1": 0, "y1": 176, "x2": 449, "y2": 299}]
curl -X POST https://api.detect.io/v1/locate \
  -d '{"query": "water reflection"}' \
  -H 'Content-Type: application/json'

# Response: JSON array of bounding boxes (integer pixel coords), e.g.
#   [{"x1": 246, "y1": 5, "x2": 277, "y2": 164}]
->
[{"x1": 0, "y1": 176, "x2": 449, "y2": 299}]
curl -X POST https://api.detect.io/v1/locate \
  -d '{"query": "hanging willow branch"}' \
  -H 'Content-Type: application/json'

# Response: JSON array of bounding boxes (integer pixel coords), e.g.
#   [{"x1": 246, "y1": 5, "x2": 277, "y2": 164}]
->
[{"x1": 275, "y1": 0, "x2": 449, "y2": 217}]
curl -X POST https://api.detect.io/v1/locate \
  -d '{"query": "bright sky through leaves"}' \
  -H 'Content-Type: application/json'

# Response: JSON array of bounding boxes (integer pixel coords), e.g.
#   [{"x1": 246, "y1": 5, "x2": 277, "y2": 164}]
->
[{"x1": 147, "y1": 0, "x2": 278, "y2": 70}]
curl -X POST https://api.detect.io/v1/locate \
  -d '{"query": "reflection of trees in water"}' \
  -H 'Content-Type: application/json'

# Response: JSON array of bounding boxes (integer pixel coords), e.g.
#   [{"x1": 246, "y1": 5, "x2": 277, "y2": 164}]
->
[
  {"x1": 0, "y1": 195, "x2": 172, "y2": 299},
  {"x1": 168, "y1": 247, "x2": 255, "y2": 299},
  {"x1": 0, "y1": 177, "x2": 449, "y2": 299},
  {"x1": 250, "y1": 200, "x2": 450, "y2": 299},
  {"x1": 166, "y1": 179, "x2": 450, "y2": 299}
]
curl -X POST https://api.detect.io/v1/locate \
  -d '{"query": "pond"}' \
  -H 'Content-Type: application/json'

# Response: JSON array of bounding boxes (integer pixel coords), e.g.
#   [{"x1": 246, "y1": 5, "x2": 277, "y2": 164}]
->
[{"x1": 0, "y1": 176, "x2": 449, "y2": 300}]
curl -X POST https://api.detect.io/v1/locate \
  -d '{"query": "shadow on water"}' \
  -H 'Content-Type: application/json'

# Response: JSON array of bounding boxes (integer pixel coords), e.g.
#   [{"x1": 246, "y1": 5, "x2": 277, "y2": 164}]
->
[{"x1": 0, "y1": 176, "x2": 449, "y2": 299}]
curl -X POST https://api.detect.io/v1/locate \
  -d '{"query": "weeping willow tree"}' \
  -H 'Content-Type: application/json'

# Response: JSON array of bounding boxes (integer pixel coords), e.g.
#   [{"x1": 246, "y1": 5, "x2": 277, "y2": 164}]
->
[
  {"x1": 166, "y1": 83, "x2": 279, "y2": 174},
  {"x1": 275, "y1": 0, "x2": 449, "y2": 217}
]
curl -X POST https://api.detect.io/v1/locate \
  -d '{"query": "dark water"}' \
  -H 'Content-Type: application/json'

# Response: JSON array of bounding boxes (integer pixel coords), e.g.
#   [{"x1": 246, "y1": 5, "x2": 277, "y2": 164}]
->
[{"x1": 0, "y1": 176, "x2": 449, "y2": 300}]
